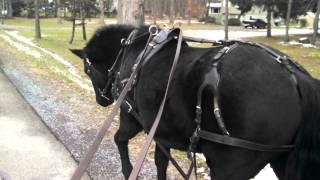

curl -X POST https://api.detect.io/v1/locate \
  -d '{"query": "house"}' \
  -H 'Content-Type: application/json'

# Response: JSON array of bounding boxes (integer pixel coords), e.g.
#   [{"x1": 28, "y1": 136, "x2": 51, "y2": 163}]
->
[{"x1": 207, "y1": 0, "x2": 270, "y2": 25}]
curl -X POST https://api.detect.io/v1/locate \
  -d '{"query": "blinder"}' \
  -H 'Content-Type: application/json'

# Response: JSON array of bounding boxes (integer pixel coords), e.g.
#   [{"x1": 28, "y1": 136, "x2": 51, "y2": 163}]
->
[{"x1": 82, "y1": 53, "x2": 114, "y2": 103}]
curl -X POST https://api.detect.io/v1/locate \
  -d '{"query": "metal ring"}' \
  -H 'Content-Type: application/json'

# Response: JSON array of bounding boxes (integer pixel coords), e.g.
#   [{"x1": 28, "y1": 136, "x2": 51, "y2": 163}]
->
[
  {"x1": 149, "y1": 25, "x2": 158, "y2": 36},
  {"x1": 121, "y1": 38, "x2": 126, "y2": 46}
]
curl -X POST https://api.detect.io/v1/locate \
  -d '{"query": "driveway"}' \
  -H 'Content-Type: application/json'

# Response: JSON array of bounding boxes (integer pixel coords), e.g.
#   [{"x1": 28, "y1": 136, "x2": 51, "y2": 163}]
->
[
  {"x1": 184, "y1": 28, "x2": 315, "y2": 40},
  {"x1": 0, "y1": 69, "x2": 89, "y2": 180}
]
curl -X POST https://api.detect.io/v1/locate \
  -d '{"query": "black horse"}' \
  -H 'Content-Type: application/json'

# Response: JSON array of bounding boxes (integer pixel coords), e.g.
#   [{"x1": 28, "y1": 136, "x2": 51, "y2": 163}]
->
[{"x1": 71, "y1": 24, "x2": 320, "y2": 180}]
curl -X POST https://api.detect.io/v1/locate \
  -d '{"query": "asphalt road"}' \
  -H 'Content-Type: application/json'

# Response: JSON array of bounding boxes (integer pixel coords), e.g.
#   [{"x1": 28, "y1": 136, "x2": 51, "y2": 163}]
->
[{"x1": 0, "y1": 69, "x2": 89, "y2": 180}]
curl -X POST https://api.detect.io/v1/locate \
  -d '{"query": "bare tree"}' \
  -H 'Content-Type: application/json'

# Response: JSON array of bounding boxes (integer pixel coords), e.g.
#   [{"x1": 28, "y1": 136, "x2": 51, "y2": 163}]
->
[
  {"x1": 186, "y1": 0, "x2": 192, "y2": 25},
  {"x1": 1, "y1": 0, "x2": 4, "y2": 24},
  {"x1": 266, "y1": 4, "x2": 272, "y2": 37},
  {"x1": 117, "y1": 0, "x2": 145, "y2": 27},
  {"x1": 69, "y1": 0, "x2": 87, "y2": 44},
  {"x1": 57, "y1": 0, "x2": 62, "y2": 24},
  {"x1": 99, "y1": 0, "x2": 105, "y2": 25},
  {"x1": 35, "y1": 0, "x2": 41, "y2": 40},
  {"x1": 6, "y1": 0, "x2": 11, "y2": 17},
  {"x1": 312, "y1": 0, "x2": 320, "y2": 45},
  {"x1": 80, "y1": 1, "x2": 87, "y2": 41},
  {"x1": 151, "y1": 0, "x2": 157, "y2": 24},
  {"x1": 169, "y1": 0, "x2": 174, "y2": 24},
  {"x1": 224, "y1": 0, "x2": 229, "y2": 40},
  {"x1": 285, "y1": 0, "x2": 293, "y2": 42}
]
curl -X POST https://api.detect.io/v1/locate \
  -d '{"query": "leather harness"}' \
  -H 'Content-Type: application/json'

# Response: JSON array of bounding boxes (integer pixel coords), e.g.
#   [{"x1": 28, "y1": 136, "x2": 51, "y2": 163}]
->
[
  {"x1": 117, "y1": 34, "x2": 299, "y2": 155},
  {"x1": 189, "y1": 41, "x2": 298, "y2": 155},
  {"x1": 119, "y1": 32, "x2": 300, "y2": 179},
  {"x1": 73, "y1": 27, "x2": 303, "y2": 180}
]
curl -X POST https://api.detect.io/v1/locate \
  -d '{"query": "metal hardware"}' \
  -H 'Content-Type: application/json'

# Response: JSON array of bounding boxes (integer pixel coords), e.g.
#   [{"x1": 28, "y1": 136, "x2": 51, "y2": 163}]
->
[
  {"x1": 149, "y1": 25, "x2": 159, "y2": 36},
  {"x1": 99, "y1": 88, "x2": 111, "y2": 101},
  {"x1": 85, "y1": 57, "x2": 92, "y2": 66},
  {"x1": 275, "y1": 56, "x2": 282, "y2": 63},
  {"x1": 125, "y1": 100, "x2": 133, "y2": 113},
  {"x1": 224, "y1": 46, "x2": 231, "y2": 53}
]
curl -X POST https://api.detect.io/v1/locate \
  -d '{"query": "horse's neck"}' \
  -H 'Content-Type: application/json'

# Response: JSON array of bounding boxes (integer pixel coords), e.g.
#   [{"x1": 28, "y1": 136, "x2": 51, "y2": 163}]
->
[{"x1": 119, "y1": 43, "x2": 146, "y2": 79}]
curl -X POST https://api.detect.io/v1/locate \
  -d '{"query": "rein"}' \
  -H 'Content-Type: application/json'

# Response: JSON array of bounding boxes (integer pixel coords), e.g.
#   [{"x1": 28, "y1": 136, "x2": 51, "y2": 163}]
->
[
  {"x1": 128, "y1": 28, "x2": 184, "y2": 180},
  {"x1": 71, "y1": 27, "x2": 157, "y2": 180}
]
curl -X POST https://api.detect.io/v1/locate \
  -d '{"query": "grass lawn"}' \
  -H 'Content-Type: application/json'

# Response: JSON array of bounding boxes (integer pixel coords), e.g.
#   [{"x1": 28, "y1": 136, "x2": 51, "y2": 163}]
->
[
  {"x1": 1, "y1": 17, "x2": 319, "y2": 179},
  {"x1": 244, "y1": 36, "x2": 320, "y2": 79},
  {"x1": 1, "y1": 17, "x2": 319, "y2": 80}
]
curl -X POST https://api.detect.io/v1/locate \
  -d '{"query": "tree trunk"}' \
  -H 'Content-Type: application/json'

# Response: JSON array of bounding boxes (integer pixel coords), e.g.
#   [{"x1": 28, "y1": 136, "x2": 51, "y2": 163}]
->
[
  {"x1": 7, "y1": 0, "x2": 12, "y2": 17},
  {"x1": 57, "y1": 0, "x2": 62, "y2": 24},
  {"x1": 285, "y1": 0, "x2": 293, "y2": 42},
  {"x1": 169, "y1": 0, "x2": 174, "y2": 24},
  {"x1": 224, "y1": 0, "x2": 229, "y2": 40},
  {"x1": 311, "y1": 0, "x2": 320, "y2": 45},
  {"x1": 35, "y1": 0, "x2": 41, "y2": 40},
  {"x1": 205, "y1": 0, "x2": 209, "y2": 23},
  {"x1": 180, "y1": 0, "x2": 186, "y2": 18},
  {"x1": 54, "y1": 0, "x2": 58, "y2": 17},
  {"x1": 69, "y1": 0, "x2": 76, "y2": 44},
  {"x1": 117, "y1": 0, "x2": 124, "y2": 23},
  {"x1": 267, "y1": 5, "x2": 272, "y2": 37},
  {"x1": 80, "y1": 5, "x2": 87, "y2": 40},
  {"x1": 99, "y1": 0, "x2": 105, "y2": 25},
  {"x1": 117, "y1": 0, "x2": 145, "y2": 27},
  {"x1": 1, "y1": 0, "x2": 4, "y2": 24},
  {"x1": 151, "y1": 0, "x2": 157, "y2": 24}
]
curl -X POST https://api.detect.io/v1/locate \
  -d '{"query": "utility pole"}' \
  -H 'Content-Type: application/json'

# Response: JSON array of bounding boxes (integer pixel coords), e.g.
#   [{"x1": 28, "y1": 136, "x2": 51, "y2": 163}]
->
[
  {"x1": 285, "y1": 0, "x2": 293, "y2": 42},
  {"x1": 224, "y1": 0, "x2": 229, "y2": 40},
  {"x1": 311, "y1": 0, "x2": 320, "y2": 45},
  {"x1": 35, "y1": 0, "x2": 41, "y2": 40}
]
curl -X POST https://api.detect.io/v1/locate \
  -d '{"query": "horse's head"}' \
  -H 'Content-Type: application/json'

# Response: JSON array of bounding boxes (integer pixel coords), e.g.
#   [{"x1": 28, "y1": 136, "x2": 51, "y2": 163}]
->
[{"x1": 70, "y1": 24, "x2": 135, "y2": 107}]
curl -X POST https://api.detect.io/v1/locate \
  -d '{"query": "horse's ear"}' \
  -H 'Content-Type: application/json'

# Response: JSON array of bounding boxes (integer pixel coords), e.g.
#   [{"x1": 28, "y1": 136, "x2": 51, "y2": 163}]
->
[{"x1": 69, "y1": 49, "x2": 84, "y2": 59}]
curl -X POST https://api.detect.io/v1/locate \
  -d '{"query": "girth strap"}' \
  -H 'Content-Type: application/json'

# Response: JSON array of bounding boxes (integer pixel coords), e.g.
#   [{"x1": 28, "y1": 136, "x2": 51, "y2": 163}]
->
[{"x1": 199, "y1": 130, "x2": 294, "y2": 152}]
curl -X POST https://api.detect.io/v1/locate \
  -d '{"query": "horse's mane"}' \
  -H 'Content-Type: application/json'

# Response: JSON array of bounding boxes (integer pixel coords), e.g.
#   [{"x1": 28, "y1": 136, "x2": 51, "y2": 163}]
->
[
  {"x1": 85, "y1": 24, "x2": 150, "y2": 64},
  {"x1": 86, "y1": 24, "x2": 134, "y2": 52}
]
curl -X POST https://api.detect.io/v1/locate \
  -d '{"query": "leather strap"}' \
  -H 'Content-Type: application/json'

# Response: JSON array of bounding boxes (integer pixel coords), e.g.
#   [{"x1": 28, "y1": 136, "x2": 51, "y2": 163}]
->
[
  {"x1": 128, "y1": 29, "x2": 183, "y2": 180},
  {"x1": 71, "y1": 33, "x2": 155, "y2": 180},
  {"x1": 199, "y1": 130, "x2": 294, "y2": 152}
]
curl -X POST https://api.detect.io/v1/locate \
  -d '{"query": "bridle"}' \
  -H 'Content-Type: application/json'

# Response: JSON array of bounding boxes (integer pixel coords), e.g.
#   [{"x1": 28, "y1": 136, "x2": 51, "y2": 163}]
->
[{"x1": 83, "y1": 29, "x2": 151, "y2": 102}]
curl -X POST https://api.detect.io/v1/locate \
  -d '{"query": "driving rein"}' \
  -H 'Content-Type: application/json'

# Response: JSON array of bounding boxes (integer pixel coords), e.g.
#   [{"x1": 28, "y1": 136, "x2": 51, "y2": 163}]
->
[{"x1": 72, "y1": 27, "x2": 298, "y2": 180}]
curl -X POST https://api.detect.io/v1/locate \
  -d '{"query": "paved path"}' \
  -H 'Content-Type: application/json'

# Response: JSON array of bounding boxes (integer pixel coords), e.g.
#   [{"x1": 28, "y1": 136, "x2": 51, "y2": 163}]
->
[{"x1": 0, "y1": 69, "x2": 89, "y2": 180}]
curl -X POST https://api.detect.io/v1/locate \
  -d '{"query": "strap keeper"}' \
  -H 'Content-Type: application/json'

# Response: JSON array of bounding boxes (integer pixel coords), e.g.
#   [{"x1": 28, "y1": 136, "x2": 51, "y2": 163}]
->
[{"x1": 195, "y1": 106, "x2": 202, "y2": 124}]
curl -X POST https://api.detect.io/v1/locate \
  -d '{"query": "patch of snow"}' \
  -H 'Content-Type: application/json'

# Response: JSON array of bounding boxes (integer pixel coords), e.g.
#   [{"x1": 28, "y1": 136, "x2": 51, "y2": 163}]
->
[
  {"x1": 184, "y1": 28, "x2": 314, "y2": 41},
  {"x1": 5, "y1": 31, "x2": 82, "y2": 79},
  {"x1": 0, "y1": 34, "x2": 42, "y2": 59},
  {"x1": 280, "y1": 41, "x2": 318, "y2": 48},
  {"x1": 4, "y1": 31, "x2": 93, "y2": 92},
  {"x1": 252, "y1": 164, "x2": 278, "y2": 180},
  {"x1": 196, "y1": 153, "x2": 206, "y2": 161},
  {"x1": 302, "y1": 43, "x2": 317, "y2": 48},
  {"x1": 52, "y1": 67, "x2": 93, "y2": 92},
  {"x1": 197, "y1": 167, "x2": 205, "y2": 173}
]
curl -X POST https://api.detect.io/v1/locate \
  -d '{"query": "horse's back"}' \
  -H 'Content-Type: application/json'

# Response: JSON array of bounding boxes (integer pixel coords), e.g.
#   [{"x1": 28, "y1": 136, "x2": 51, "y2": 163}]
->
[{"x1": 218, "y1": 44, "x2": 302, "y2": 144}]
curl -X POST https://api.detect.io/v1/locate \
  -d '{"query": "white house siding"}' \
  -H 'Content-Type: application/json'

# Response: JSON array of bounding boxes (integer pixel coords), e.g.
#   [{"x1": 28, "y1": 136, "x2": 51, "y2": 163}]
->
[{"x1": 208, "y1": 0, "x2": 271, "y2": 25}]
